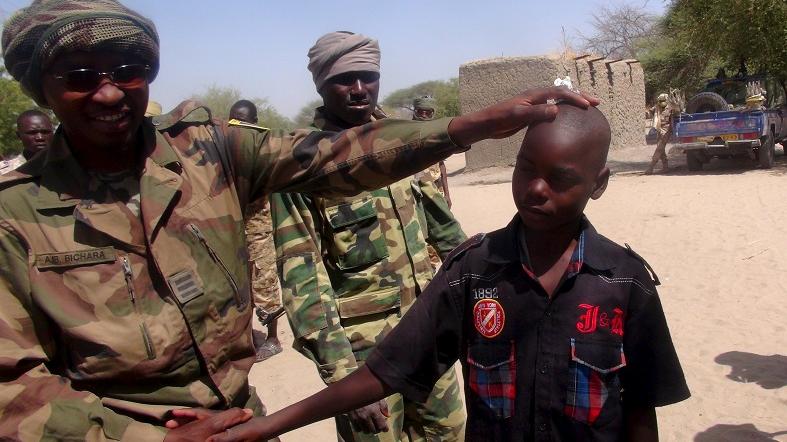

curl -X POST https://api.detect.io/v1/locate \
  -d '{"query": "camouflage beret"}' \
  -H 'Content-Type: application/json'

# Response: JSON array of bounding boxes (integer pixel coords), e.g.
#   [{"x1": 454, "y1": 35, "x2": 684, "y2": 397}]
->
[
  {"x1": 413, "y1": 96, "x2": 436, "y2": 111},
  {"x1": 2, "y1": 0, "x2": 160, "y2": 106}
]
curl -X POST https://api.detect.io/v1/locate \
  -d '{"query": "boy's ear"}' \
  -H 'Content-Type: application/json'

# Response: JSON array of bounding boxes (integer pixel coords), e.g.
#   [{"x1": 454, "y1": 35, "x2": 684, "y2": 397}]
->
[{"x1": 590, "y1": 167, "x2": 610, "y2": 200}]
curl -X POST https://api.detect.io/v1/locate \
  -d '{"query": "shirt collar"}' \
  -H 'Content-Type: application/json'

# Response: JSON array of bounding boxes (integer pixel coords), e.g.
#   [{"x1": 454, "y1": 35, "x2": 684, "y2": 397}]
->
[{"x1": 485, "y1": 214, "x2": 616, "y2": 274}]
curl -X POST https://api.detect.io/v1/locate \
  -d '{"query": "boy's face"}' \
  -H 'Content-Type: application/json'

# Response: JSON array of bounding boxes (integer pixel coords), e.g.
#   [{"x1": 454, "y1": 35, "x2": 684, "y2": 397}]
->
[{"x1": 512, "y1": 127, "x2": 609, "y2": 232}]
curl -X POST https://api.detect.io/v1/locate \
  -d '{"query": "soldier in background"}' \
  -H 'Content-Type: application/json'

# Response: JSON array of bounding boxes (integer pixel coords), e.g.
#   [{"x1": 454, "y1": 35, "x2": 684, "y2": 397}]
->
[
  {"x1": 271, "y1": 31, "x2": 467, "y2": 441},
  {"x1": 1, "y1": 110, "x2": 53, "y2": 175},
  {"x1": 646, "y1": 93, "x2": 673, "y2": 174},
  {"x1": 230, "y1": 99, "x2": 285, "y2": 362},
  {"x1": 412, "y1": 96, "x2": 452, "y2": 207}
]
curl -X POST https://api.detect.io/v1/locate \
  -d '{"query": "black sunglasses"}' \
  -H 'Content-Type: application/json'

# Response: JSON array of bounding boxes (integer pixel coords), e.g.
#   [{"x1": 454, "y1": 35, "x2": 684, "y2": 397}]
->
[{"x1": 53, "y1": 64, "x2": 151, "y2": 92}]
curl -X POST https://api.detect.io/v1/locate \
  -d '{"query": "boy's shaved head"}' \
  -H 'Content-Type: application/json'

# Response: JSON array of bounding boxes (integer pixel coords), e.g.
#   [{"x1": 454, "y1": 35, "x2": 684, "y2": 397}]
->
[
  {"x1": 524, "y1": 104, "x2": 611, "y2": 173},
  {"x1": 512, "y1": 104, "x2": 612, "y2": 232}
]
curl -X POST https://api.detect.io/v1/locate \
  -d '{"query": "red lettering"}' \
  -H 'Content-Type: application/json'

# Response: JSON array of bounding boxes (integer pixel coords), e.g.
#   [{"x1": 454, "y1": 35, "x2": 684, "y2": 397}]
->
[
  {"x1": 576, "y1": 304, "x2": 599, "y2": 334},
  {"x1": 611, "y1": 308, "x2": 625, "y2": 336}
]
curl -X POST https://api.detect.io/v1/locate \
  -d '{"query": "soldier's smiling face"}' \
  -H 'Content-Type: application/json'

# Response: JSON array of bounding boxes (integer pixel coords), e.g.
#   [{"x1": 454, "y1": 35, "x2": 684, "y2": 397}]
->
[
  {"x1": 41, "y1": 50, "x2": 149, "y2": 155},
  {"x1": 319, "y1": 70, "x2": 380, "y2": 127}
]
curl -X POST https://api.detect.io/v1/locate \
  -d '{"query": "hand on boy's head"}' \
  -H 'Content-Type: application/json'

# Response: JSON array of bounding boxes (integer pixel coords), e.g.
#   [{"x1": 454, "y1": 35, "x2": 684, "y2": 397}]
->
[
  {"x1": 512, "y1": 104, "x2": 611, "y2": 231},
  {"x1": 448, "y1": 86, "x2": 599, "y2": 147}
]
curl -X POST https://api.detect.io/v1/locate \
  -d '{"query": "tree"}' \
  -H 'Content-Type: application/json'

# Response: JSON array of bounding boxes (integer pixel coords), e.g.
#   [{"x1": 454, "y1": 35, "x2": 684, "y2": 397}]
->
[
  {"x1": 191, "y1": 85, "x2": 294, "y2": 131},
  {"x1": 0, "y1": 65, "x2": 38, "y2": 158},
  {"x1": 381, "y1": 78, "x2": 460, "y2": 118},
  {"x1": 637, "y1": 0, "x2": 787, "y2": 102},
  {"x1": 293, "y1": 99, "x2": 323, "y2": 129},
  {"x1": 575, "y1": 2, "x2": 659, "y2": 59}
]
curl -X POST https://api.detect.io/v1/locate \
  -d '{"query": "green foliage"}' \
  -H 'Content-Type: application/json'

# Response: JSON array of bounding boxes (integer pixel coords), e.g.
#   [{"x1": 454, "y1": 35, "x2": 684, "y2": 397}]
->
[
  {"x1": 381, "y1": 78, "x2": 460, "y2": 118},
  {"x1": 191, "y1": 85, "x2": 294, "y2": 131},
  {"x1": 293, "y1": 99, "x2": 323, "y2": 129},
  {"x1": 638, "y1": 0, "x2": 787, "y2": 102},
  {"x1": 0, "y1": 66, "x2": 38, "y2": 158}
]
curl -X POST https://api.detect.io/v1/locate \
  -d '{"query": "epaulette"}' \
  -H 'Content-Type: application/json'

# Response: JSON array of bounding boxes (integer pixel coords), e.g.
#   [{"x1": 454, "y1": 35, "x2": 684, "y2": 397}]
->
[
  {"x1": 443, "y1": 233, "x2": 486, "y2": 269},
  {"x1": 227, "y1": 119, "x2": 270, "y2": 132},
  {"x1": 625, "y1": 243, "x2": 660, "y2": 286},
  {"x1": 151, "y1": 100, "x2": 212, "y2": 131}
]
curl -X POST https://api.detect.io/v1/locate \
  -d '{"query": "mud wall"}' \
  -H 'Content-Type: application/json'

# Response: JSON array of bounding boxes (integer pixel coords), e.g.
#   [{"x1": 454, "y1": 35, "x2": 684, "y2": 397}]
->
[{"x1": 459, "y1": 55, "x2": 645, "y2": 170}]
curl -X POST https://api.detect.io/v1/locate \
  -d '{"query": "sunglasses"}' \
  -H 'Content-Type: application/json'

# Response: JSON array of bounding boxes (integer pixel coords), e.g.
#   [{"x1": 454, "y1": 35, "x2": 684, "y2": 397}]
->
[{"x1": 52, "y1": 64, "x2": 151, "y2": 92}]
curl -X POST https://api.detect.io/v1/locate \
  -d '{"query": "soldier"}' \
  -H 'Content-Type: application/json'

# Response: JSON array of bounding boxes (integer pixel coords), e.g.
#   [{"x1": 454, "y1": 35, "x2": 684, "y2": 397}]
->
[
  {"x1": 645, "y1": 93, "x2": 673, "y2": 175},
  {"x1": 271, "y1": 31, "x2": 467, "y2": 442},
  {"x1": 0, "y1": 109, "x2": 53, "y2": 175},
  {"x1": 412, "y1": 96, "x2": 451, "y2": 207},
  {"x1": 0, "y1": 1, "x2": 597, "y2": 439},
  {"x1": 230, "y1": 99, "x2": 285, "y2": 362}
]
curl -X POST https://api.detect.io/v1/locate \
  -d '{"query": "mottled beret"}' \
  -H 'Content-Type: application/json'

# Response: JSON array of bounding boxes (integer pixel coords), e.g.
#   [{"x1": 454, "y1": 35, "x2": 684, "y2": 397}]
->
[
  {"x1": 307, "y1": 31, "x2": 380, "y2": 91},
  {"x1": 2, "y1": 0, "x2": 159, "y2": 106}
]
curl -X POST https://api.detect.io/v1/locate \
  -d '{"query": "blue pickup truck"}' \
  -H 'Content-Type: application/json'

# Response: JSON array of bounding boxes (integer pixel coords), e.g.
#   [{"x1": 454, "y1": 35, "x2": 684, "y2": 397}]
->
[{"x1": 673, "y1": 76, "x2": 787, "y2": 170}]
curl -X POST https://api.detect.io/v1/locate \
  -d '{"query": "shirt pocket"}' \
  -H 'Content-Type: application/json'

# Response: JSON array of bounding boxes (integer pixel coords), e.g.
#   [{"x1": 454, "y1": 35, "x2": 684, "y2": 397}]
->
[
  {"x1": 278, "y1": 252, "x2": 328, "y2": 338},
  {"x1": 324, "y1": 198, "x2": 389, "y2": 270},
  {"x1": 564, "y1": 337, "x2": 627, "y2": 426},
  {"x1": 466, "y1": 341, "x2": 516, "y2": 419}
]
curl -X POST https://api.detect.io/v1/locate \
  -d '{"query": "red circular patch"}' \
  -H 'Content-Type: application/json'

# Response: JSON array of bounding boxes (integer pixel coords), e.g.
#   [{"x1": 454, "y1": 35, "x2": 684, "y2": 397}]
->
[{"x1": 473, "y1": 299, "x2": 505, "y2": 338}]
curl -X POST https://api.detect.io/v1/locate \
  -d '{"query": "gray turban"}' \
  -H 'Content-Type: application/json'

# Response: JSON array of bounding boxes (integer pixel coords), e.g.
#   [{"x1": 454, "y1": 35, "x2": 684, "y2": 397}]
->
[
  {"x1": 2, "y1": 0, "x2": 159, "y2": 106},
  {"x1": 307, "y1": 31, "x2": 380, "y2": 91}
]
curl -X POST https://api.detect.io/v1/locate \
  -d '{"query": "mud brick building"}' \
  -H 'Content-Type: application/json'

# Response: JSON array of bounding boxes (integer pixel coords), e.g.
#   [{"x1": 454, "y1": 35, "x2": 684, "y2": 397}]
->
[{"x1": 460, "y1": 55, "x2": 645, "y2": 170}]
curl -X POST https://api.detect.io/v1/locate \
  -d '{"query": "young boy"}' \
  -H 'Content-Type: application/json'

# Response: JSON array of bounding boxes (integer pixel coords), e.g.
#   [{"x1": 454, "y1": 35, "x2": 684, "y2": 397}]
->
[{"x1": 199, "y1": 104, "x2": 690, "y2": 442}]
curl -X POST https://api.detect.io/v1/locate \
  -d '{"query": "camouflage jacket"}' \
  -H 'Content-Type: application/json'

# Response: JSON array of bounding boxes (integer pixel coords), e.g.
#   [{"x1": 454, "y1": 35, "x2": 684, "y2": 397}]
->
[
  {"x1": 0, "y1": 101, "x2": 462, "y2": 441},
  {"x1": 270, "y1": 108, "x2": 466, "y2": 384}
]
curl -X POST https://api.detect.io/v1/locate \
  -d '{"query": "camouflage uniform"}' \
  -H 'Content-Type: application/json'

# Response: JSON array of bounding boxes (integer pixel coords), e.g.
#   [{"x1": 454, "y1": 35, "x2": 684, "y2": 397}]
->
[
  {"x1": 647, "y1": 97, "x2": 673, "y2": 173},
  {"x1": 245, "y1": 197, "x2": 282, "y2": 321},
  {"x1": 0, "y1": 100, "x2": 464, "y2": 441},
  {"x1": 271, "y1": 107, "x2": 467, "y2": 442}
]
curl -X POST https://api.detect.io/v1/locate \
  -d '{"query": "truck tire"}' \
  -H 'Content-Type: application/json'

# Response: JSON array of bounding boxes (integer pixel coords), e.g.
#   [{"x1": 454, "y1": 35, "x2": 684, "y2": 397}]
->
[
  {"x1": 686, "y1": 151, "x2": 703, "y2": 171},
  {"x1": 686, "y1": 92, "x2": 728, "y2": 114},
  {"x1": 758, "y1": 130, "x2": 775, "y2": 169}
]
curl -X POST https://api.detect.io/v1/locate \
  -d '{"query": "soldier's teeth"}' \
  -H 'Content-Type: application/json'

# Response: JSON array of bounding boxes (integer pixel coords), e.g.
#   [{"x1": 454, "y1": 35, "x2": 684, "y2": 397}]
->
[{"x1": 96, "y1": 114, "x2": 125, "y2": 122}]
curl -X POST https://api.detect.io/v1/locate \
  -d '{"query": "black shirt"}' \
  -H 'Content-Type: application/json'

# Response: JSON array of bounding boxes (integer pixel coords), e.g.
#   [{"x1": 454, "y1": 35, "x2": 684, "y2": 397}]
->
[{"x1": 366, "y1": 216, "x2": 690, "y2": 441}]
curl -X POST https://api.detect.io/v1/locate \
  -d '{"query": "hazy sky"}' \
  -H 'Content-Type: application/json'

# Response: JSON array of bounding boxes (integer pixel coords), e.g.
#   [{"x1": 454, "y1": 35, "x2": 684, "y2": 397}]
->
[{"x1": 1, "y1": 0, "x2": 666, "y2": 118}]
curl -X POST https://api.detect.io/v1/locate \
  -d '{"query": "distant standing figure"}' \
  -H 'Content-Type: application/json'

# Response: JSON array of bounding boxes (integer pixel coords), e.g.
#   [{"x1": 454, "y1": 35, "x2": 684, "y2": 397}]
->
[
  {"x1": 1, "y1": 110, "x2": 53, "y2": 174},
  {"x1": 231, "y1": 99, "x2": 284, "y2": 362},
  {"x1": 646, "y1": 93, "x2": 673, "y2": 175},
  {"x1": 412, "y1": 96, "x2": 452, "y2": 207}
]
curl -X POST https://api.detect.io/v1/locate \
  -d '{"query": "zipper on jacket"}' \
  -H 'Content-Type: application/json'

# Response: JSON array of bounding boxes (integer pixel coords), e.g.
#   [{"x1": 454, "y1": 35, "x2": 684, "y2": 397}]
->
[
  {"x1": 188, "y1": 223, "x2": 243, "y2": 307},
  {"x1": 121, "y1": 256, "x2": 156, "y2": 360}
]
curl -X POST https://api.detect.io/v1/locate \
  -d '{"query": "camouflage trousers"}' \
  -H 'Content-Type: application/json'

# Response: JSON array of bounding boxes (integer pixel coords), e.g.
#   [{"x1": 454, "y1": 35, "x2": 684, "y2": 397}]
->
[
  {"x1": 335, "y1": 366, "x2": 465, "y2": 442},
  {"x1": 246, "y1": 200, "x2": 282, "y2": 314}
]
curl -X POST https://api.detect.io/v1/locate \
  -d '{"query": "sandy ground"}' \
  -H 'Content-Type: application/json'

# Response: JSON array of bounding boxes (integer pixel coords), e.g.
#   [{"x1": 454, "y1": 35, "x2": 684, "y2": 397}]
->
[{"x1": 250, "y1": 144, "x2": 787, "y2": 441}]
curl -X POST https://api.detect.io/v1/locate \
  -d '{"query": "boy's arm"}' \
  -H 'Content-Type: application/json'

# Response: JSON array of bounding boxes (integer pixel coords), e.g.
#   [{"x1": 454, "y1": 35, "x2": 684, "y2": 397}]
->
[
  {"x1": 207, "y1": 265, "x2": 467, "y2": 441},
  {"x1": 623, "y1": 405, "x2": 658, "y2": 442},
  {"x1": 207, "y1": 366, "x2": 391, "y2": 442}
]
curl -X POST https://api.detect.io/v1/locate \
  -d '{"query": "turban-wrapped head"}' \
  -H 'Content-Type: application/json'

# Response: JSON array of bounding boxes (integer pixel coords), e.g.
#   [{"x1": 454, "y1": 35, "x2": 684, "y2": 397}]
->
[
  {"x1": 413, "y1": 96, "x2": 436, "y2": 111},
  {"x1": 2, "y1": 0, "x2": 160, "y2": 106},
  {"x1": 307, "y1": 31, "x2": 380, "y2": 91}
]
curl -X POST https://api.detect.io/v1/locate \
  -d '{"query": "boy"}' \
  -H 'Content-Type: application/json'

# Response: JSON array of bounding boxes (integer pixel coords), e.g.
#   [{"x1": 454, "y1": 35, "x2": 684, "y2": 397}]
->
[{"x1": 194, "y1": 104, "x2": 691, "y2": 441}]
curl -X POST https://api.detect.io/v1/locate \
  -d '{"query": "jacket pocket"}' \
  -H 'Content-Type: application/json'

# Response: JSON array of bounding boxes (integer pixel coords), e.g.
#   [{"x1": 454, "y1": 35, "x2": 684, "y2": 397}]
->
[
  {"x1": 335, "y1": 286, "x2": 401, "y2": 319},
  {"x1": 564, "y1": 338, "x2": 626, "y2": 426},
  {"x1": 278, "y1": 252, "x2": 328, "y2": 338},
  {"x1": 324, "y1": 198, "x2": 388, "y2": 270},
  {"x1": 188, "y1": 223, "x2": 245, "y2": 308},
  {"x1": 466, "y1": 341, "x2": 516, "y2": 419}
]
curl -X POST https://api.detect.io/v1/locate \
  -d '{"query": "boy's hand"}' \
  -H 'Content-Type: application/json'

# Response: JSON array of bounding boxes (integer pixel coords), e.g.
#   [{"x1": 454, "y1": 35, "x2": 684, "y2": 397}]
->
[
  {"x1": 163, "y1": 408, "x2": 253, "y2": 442},
  {"x1": 448, "y1": 86, "x2": 600, "y2": 146},
  {"x1": 165, "y1": 407, "x2": 224, "y2": 428},
  {"x1": 348, "y1": 399, "x2": 390, "y2": 433},
  {"x1": 206, "y1": 417, "x2": 271, "y2": 442}
]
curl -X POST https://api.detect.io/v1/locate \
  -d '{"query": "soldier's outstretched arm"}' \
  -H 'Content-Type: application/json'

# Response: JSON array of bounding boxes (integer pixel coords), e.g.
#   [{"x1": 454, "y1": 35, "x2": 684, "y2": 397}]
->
[
  {"x1": 229, "y1": 86, "x2": 597, "y2": 205},
  {"x1": 269, "y1": 193, "x2": 359, "y2": 384},
  {"x1": 417, "y1": 178, "x2": 467, "y2": 259}
]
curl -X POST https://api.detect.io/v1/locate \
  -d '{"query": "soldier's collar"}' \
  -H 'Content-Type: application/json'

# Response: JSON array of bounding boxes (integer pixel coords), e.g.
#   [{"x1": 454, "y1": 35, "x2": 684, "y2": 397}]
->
[{"x1": 36, "y1": 129, "x2": 90, "y2": 209}]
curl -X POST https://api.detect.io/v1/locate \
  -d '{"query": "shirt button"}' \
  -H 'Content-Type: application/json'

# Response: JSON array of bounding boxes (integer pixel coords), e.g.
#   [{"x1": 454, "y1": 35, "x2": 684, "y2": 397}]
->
[
  {"x1": 538, "y1": 423, "x2": 547, "y2": 432},
  {"x1": 539, "y1": 364, "x2": 549, "y2": 374}
]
